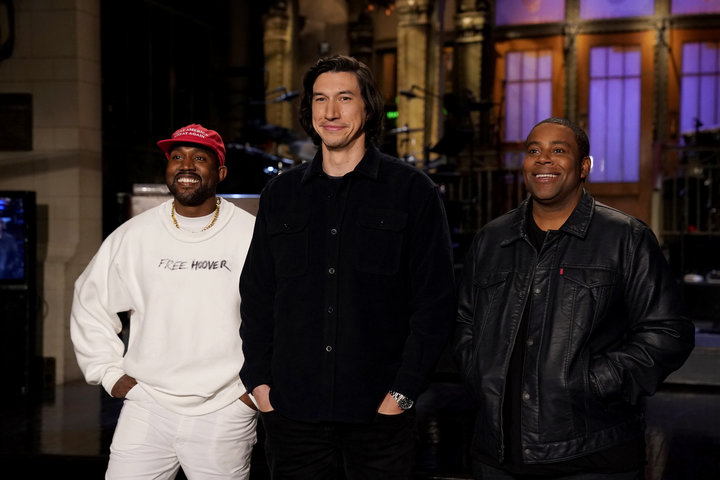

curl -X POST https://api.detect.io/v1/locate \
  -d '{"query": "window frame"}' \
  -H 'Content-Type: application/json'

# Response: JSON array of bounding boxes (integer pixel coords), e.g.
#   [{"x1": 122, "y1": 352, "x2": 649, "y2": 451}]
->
[
  {"x1": 576, "y1": 31, "x2": 655, "y2": 198},
  {"x1": 668, "y1": 28, "x2": 720, "y2": 143},
  {"x1": 493, "y1": 36, "x2": 565, "y2": 159}
]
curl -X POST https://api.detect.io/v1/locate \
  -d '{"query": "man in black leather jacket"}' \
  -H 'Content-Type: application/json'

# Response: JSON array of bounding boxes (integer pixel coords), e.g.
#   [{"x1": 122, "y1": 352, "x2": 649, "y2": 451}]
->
[{"x1": 454, "y1": 117, "x2": 694, "y2": 479}]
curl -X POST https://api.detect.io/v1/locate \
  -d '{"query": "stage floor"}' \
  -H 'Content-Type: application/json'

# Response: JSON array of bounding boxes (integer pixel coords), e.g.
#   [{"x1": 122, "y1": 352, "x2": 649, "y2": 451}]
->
[{"x1": 1, "y1": 374, "x2": 719, "y2": 479}]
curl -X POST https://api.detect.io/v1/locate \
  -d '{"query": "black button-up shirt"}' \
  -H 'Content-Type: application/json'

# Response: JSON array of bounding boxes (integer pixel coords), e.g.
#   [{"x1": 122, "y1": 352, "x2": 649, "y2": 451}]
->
[{"x1": 239, "y1": 146, "x2": 456, "y2": 423}]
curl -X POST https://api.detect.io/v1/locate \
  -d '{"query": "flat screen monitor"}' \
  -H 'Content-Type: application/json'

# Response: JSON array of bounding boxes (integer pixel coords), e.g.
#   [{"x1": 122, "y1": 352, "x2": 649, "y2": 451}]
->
[{"x1": 0, "y1": 191, "x2": 36, "y2": 285}]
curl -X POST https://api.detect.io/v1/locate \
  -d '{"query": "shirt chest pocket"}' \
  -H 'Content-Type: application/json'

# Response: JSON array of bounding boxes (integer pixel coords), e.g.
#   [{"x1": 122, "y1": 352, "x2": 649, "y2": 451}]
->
[
  {"x1": 268, "y1": 213, "x2": 309, "y2": 277},
  {"x1": 355, "y1": 208, "x2": 407, "y2": 275},
  {"x1": 471, "y1": 271, "x2": 510, "y2": 337},
  {"x1": 558, "y1": 266, "x2": 617, "y2": 326}
]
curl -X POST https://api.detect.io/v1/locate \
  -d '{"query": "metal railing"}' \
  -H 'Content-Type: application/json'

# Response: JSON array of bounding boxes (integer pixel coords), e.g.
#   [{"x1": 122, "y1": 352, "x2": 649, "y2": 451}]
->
[{"x1": 429, "y1": 148, "x2": 527, "y2": 237}]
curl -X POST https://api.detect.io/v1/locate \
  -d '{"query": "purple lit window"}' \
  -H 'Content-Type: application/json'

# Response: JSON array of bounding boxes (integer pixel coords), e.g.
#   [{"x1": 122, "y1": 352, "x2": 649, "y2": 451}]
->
[
  {"x1": 495, "y1": 0, "x2": 565, "y2": 26},
  {"x1": 588, "y1": 46, "x2": 641, "y2": 182},
  {"x1": 680, "y1": 41, "x2": 720, "y2": 136},
  {"x1": 504, "y1": 50, "x2": 553, "y2": 142},
  {"x1": 579, "y1": 0, "x2": 654, "y2": 19},
  {"x1": 672, "y1": 0, "x2": 720, "y2": 15}
]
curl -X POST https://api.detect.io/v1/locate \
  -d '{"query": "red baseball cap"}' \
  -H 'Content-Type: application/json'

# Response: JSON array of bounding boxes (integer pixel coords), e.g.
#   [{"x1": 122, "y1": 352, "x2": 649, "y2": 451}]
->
[{"x1": 157, "y1": 124, "x2": 226, "y2": 166}]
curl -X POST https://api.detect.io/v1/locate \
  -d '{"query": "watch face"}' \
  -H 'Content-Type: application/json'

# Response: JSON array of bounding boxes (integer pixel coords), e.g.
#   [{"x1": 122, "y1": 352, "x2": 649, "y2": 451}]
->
[
  {"x1": 391, "y1": 391, "x2": 413, "y2": 410},
  {"x1": 398, "y1": 397, "x2": 413, "y2": 409}
]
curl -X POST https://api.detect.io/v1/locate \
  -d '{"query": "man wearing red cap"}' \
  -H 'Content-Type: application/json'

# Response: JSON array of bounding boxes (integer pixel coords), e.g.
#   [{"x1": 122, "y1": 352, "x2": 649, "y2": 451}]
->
[{"x1": 71, "y1": 124, "x2": 258, "y2": 479}]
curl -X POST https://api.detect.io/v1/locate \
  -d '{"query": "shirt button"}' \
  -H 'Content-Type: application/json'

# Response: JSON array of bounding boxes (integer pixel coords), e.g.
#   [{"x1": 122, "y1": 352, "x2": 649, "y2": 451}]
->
[
  {"x1": 524, "y1": 449, "x2": 531, "y2": 455},
  {"x1": 523, "y1": 392, "x2": 531, "y2": 400},
  {"x1": 325, "y1": 345, "x2": 333, "y2": 352},
  {"x1": 534, "y1": 288, "x2": 541, "y2": 294},
  {"x1": 330, "y1": 228, "x2": 338, "y2": 235},
  {"x1": 328, "y1": 267, "x2": 336, "y2": 275},
  {"x1": 327, "y1": 306, "x2": 334, "y2": 314},
  {"x1": 526, "y1": 338, "x2": 534, "y2": 347}
]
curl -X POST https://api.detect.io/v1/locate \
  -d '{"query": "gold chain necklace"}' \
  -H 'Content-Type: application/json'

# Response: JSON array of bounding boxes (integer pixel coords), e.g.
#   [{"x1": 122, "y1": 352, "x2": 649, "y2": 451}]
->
[{"x1": 171, "y1": 197, "x2": 220, "y2": 232}]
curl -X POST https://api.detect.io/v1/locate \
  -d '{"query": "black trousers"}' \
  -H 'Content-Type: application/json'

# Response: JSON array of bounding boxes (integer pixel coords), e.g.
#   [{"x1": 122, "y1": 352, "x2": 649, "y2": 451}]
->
[
  {"x1": 473, "y1": 461, "x2": 643, "y2": 480},
  {"x1": 260, "y1": 410, "x2": 417, "y2": 479}
]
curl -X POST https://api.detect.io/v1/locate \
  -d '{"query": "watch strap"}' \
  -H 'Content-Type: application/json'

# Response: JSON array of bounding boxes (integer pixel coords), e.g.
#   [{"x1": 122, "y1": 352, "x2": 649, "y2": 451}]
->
[{"x1": 389, "y1": 390, "x2": 414, "y2": 410}]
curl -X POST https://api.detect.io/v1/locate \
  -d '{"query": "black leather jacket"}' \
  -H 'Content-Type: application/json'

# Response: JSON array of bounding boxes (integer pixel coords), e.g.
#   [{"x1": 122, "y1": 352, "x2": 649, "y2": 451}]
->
[{"x1": 454, "y1": 191, "x2": 694, "y2": 464}]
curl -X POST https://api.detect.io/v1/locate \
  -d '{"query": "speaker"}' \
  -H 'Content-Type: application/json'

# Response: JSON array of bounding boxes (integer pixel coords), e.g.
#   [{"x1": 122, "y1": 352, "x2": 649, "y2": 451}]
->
[{"x1": 0, "y1": 286, "x2": 38, "y2": 405}]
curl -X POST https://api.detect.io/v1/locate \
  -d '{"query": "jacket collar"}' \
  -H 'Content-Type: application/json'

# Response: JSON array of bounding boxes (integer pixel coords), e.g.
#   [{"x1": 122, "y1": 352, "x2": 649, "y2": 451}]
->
[
  {"x1": 503, "y1": 189, "x2": 595, "y2": 246},
  {"x1": 301, "y1": 145, "x2": 381, "y2": 184}
]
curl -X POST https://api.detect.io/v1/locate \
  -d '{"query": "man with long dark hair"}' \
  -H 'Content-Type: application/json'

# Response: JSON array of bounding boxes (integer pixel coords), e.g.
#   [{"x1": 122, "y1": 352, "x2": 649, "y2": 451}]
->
[{"x1": 239, "y1": 55, "x2": 456, "y2": 478}]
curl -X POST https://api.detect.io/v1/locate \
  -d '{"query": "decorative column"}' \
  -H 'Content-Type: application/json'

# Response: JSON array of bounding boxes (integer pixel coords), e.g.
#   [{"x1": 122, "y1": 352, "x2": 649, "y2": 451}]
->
[
  {"x1": 349, "y1": 12, "x2": 374, "y2": 67},
  {"x1": 563, "y1": 0, "x2": 579, "y2": 122},
  {"x1": 263, "y1": 1, "x2": 297, "y2": 129},
  {"x1": 652, "y1": 12, "x2": 671, "y2": 235},
  {"x1": 396, "y1": 0, "x2": 435, "y2": 167},
  {"x1": 654, "y1": 18, "x2": 670, "y2": 143},
  {"x1": 454, "y1": 1, "x2": 487, "y2": 156}
]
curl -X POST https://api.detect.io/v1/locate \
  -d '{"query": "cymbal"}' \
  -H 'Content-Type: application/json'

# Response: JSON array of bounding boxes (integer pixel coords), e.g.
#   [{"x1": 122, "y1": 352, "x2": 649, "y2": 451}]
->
[{"x1": 388, "y1": 125, "x2": 424, "y2": 135}]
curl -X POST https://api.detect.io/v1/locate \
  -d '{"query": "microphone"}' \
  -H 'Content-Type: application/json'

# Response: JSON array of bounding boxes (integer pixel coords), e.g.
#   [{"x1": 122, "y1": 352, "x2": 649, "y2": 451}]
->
[
  {"x1": 399, "y1": 90, "x2": 419, "y2": 99},
  {"x1": 272, "y1": 91, "x2": 299, "y2": 102}
]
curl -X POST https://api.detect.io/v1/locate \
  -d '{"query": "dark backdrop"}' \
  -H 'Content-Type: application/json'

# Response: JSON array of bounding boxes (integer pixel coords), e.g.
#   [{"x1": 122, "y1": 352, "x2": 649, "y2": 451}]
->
[{"x1": 100, "y1": 0, "x2": 270, "y2": 236}]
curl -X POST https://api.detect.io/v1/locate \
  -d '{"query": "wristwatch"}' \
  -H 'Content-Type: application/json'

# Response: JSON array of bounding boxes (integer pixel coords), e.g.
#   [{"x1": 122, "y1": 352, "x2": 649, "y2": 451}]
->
[{"x1": 389, "y1": 390, "x2": 414, "y2": 410}]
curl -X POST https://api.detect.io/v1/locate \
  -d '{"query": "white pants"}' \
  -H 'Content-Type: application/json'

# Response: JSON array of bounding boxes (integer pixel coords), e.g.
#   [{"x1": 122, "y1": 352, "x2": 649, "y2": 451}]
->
[{"x1": 106, "y1": 385, "x2": 258, "y2": 479}]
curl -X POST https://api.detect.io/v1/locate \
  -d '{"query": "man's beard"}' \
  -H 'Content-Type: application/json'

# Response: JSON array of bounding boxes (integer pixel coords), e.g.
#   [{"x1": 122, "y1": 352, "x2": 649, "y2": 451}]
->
[{"x1": 167, "y1": 181, "x2": 214, "y2": 207}]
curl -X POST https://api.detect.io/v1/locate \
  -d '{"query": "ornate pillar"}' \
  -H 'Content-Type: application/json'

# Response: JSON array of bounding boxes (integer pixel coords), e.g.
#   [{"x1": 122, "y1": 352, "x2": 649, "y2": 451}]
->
[
  {"x1": 263, "y1": 1, "x2": 297, "y2": 129},
  {"x1": 349, "y1": 10, "x2": 374, "y2": 67},
  {"x1": 563, "y1": 0, "x2": 579, "y2": 122},
  {"x1": 454, "y1": 1, "x2": 487, "y2": 152},
  {"x1": 396, "y1": 0, "x2": 435, "y2": 166}
]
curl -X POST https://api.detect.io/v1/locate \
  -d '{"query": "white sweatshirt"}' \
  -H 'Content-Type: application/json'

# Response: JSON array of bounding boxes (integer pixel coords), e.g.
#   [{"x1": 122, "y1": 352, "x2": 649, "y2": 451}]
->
[{"x1": 70, "y1": 198, "x2": 255, "y2": 415}]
